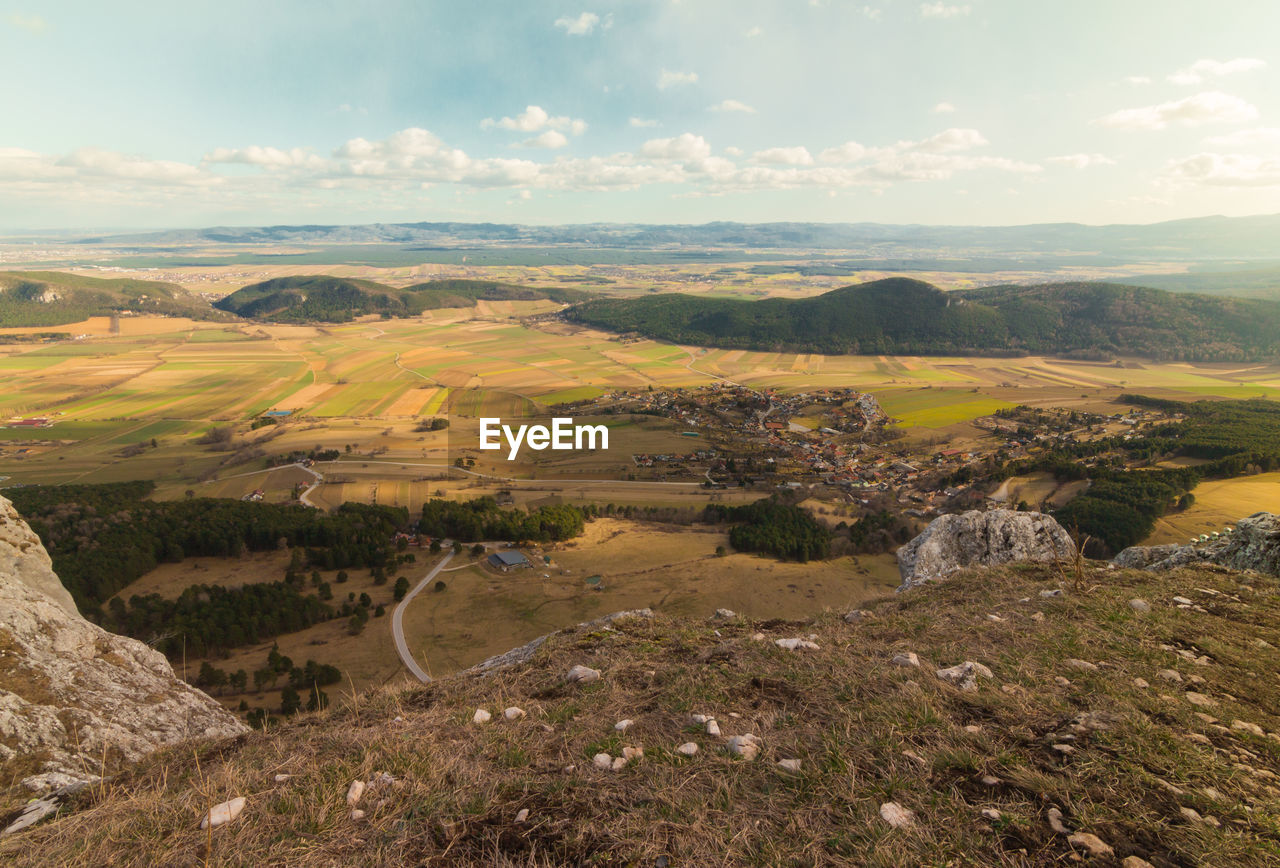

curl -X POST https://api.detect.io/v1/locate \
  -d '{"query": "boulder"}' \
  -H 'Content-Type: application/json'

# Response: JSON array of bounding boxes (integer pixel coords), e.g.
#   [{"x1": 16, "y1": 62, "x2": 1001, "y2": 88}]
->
[
  {"x1": 0, "y1": 497, "x2": 246, "y2": 794},
  {"x1": 897, "y1": 510, "x2": 1076, "y2": 590},
  {"x1": 1113, "y1": 512, "x2": 1280, "y2": 576}
]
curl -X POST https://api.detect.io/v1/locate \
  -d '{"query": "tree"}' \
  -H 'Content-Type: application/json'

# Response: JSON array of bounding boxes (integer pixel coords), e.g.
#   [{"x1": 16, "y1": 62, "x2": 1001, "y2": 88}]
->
[
  {"x1": 336, "y1": 570, "x2": 348, "y2": 584},
  {"x1": 230, "y1": 669, "x2": 248, "y2": 693},
  {"x1": 715, "y1": 545, "x2": 726, "y2": 557},
  {"x1": 393, "y1": 576, "x2": 411, "y2": 601},
  {"x1": 280, "y1": 685, "x2": 302, "y2": 715}
]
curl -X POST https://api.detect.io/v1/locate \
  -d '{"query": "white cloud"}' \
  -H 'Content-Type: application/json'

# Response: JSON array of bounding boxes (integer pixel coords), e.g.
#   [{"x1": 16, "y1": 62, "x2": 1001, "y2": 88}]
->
[
  {"x1": 933, "y1": 101, "x2": 956, "y2": 114},
  {"x1": 1205, "y1": 127, "x2": 1280, "y2": 148},
  {"x1": 920, "y1": 3, "x2": 970, "y2": 18},
  {"x1": 482, "y1": 106, "x2": 587, "y2": 136},
  {"x1": 913, "y1": 128, "x2": 987, "y2": 152},
  {"x1": 203, "y1": 146, "x2": 326, "y2": 170},
  {"x1": 1046, "y1": 153, "x2": 1116, "y2": 169},
  {"x1": 1124, "y1": 75, "x2": 1152, "y2": 86},
  {"x1": 1161, "y1": 152, "x2": 1280, "y2": 187},
  {"x1": 819, "y1": 141, "x2": 867, "y2": 163},
  {"x1": 753, "y1": 146, "x2": 814, "y2": 166},
  {"x1": 640, "y1": 133, "x2": 712, "y2": 161},
  {"x1": 520, "y1": 130, "x2": 569, "y2": 150},
  {"x1": 709, "y1": 99, "x2": 756, "y2": 114},
  {"x1": 6, "y1": 13, "x2": 45, "y2": 33},
  {"x1": 862, "y1": 6, "x2": 883, "y2": 19},
  {"x1": 658, "y1": 69, "x2": 698, "y2": 90},
  {"x1": 629, "y1": 117, "x2": 658, "y2": 128},
  {"x1": 724, "y1": 146, "x2": 744, "y2": 157},
  {"x1": 1168, "y1": 57, "x2": 1266, "y2": 86},
  {"x1": 57, "y1": 147, "x2": 214, "y2": 186},
  {"x1": 554, "y1": 12, "x2": 609, "y2": 36},
  {"x1": 744, "y1": 25, "x2": 763, "y2": 37},
  {"x1": 1094, "y1": 91, "x2": 1259, "y2": 130}
]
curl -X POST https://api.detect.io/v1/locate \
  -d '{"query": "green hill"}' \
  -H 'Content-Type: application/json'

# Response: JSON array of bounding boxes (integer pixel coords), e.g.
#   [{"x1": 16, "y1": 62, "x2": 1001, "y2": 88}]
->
[
  {"x1": 213, "y1": 276, "x2": 590, "y2": 323},
  {"x1": 0, "y1": 271, "x2": 217, "y2": 327},
  {"x1": 566, "y1": 278, "x2": 1280, "y2": 361}
]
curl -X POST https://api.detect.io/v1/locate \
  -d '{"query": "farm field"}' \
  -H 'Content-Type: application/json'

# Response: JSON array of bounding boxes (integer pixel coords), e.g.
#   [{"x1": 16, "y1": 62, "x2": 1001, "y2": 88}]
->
[{"x1": 1144, "y1": 472, "x2": 1280, "y2": 545}]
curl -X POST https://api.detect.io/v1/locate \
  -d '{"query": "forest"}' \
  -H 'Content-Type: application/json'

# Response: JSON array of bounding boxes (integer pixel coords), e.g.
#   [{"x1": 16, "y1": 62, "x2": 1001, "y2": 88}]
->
[{"x1": 418, "y1": 497, "x2": 586, "y2": 543}]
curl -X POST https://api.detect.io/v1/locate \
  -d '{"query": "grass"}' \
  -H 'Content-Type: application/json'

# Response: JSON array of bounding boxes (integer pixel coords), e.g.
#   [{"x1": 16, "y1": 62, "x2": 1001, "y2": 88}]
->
[{"x1": 6, "y1": 561, "x2": 1280, "y2": 865}]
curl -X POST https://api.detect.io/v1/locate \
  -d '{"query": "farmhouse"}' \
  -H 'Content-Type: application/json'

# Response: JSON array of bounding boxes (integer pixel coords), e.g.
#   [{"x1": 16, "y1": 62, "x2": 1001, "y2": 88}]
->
[{"x1": 488, "y1": 550, "x2": 532, "y2": 571}]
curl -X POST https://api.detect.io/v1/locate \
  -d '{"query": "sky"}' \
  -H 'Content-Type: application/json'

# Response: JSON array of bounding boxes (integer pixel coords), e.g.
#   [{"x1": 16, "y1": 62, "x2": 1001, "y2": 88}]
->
[{"x1": 1, "y1": 0, "x2": 1278, "y2": 230}]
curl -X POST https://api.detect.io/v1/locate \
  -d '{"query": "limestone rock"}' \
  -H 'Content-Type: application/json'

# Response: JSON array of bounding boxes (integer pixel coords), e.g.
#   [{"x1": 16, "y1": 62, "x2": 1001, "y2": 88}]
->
[
  {"x1": 1122, "y1": 858, "x2": 1156, "y2": 868},
  {"x1": 566, "y1": 664, "x2": 601, "y2": 684},
  {"x1": 503, "y1": 706, "x2": 526, "y2": 721},
  {"x1": 878, "y1": 801, "x2": 914, "y2": 828},
  {"x1": 712, "y1": 608, "x2": 736, "y2": 620},
  {"x1": 896, "y1": 509, "x2": 1076, "y2": 590},
  {"x1": 1113, "y1": 512, "x2": 1280, "y2": 576},
  {"x1": 346, "y1": 780, "x2": 365, "y2": 806},
  {"x1": 0, "y1": 497, "x2": 246, "y2": 791},
  {"x1": 935, "y1": 661, "x2": 993, "y2": 691},
  {"x1": 200, "y1": 797, "x2": 246, "y2": 830},
  {"x1": 472, "y1": 708, "x2": 491, "y2": 724},
  {"x1": 592, "y1": 753, "x2": 612, "y2": 770},
  {"x1": 1067, "y1": 832, "x2": 1114, "y2": 859},
  {"x1": 615, "y1": 718, "x2": 634, "y2": 732},
  {"x1": 774, "y1": 637, "x2": 820, "y2": 651},
  {"x1": 515, "y1": 808, "x2": 529, "y2": 823},
  {"x1": 1129, "y1": 598, "x2": 1151, "y2": 613},
  {"x1": 675, "y1": 742, "x2": 698, "y2": 757},
  {"x1": 776, "y1": 758, "x2": 802, "y2": 774},
  {"x1": 727, "y1": 734, "x2": 761, "y2": 760},
  {"x1": 891, "y1": 652, "x2": 920, "y2": 668}
]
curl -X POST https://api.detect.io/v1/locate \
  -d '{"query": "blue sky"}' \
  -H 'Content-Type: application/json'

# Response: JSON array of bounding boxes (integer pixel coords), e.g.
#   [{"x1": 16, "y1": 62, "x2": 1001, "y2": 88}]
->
[{"x1": 2, "y1": 1, "x2": 1278, "y2": 229}]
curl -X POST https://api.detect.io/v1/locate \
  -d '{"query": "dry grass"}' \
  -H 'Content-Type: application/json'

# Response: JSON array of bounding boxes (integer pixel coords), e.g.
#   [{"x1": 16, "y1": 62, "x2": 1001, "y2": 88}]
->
[{"x1": 4, "y1": 562, "x2": 1280, "y2": 866}]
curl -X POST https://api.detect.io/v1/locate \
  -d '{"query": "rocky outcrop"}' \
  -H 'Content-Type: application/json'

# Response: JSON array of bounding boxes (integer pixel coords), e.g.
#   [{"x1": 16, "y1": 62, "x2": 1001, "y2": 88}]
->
[
  {"x1": 897, "y1": 509, "x2": 1076, "y2": 590},
  {"x1": 1113, "y1": 512, "x2": 1280, "y2": 576},
  {"x1": 467, "y1": 609, "x2": 654, "y2": 675},
  {"x1": 0, "y1": 496, "x2": 246, "y2": 793}
]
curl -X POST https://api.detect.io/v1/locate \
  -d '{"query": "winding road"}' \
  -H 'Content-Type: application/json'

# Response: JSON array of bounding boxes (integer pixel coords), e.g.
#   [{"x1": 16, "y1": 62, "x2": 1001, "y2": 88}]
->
[{"x1": 390, "y1": 550, "x2": 455, "y2": 682}]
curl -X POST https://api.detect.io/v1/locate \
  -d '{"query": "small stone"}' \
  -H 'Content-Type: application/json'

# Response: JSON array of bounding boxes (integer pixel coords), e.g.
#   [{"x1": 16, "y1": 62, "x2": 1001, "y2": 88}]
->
[
  {"x1": 592, "y1": 753, "x2": 613, "y2": 770},
  {"x1": 1156, "y1": 669, "x2": 1182, "y2": 682},
  {"x1": 622, "y1": 746, "x2": 644, "y2": 761},
  {"x1": 503, "y1": 706, "x2": 526, "y2": 721},
  {"x1": 935, "y1": 661, "x2": 993, "y2": 691},
  {"x1": 1180, "y1": 806, "x2": 1203, "y2": 822},
  {"x1": 611, "y1": 756, "x2": 627, "y2": 771},
  {"x1": 980, "y1": 774, "x2": 1000, "y2": 786},
  {"x1": 472, "y1": 708, "x2": 492, "y2": 724},
  {"x1": 1173, "y1": 596, "x2": 1193, "y2": 605},
  {"x1": 750, "y1": 632, "x2": 766, "y2": 641},
  {"x1": 1186, "y1": 733, "x2": 1212, "y2": 745},
  {"x1": 728, "y1": 712, "x2": 741, "y2": 719},
  {"x1": 727, "y1": 734, "x2": 761, "y2": 760},
  {"x1": 1155, "y1": 779, "x2": 1184, "y2": 796},
  {"x1": 987, "y1": 614, "x2": 1006, "y2": 622},
  {"x1": 1030, "y1": 611, "x2": 1045, "y2": 622},
  {"x1": 1233, "y1": 720, "x2": 1264, "y2": 737},
  {"x1": 200, "y1": 797, "x2": 246, "y2": 830},
  {"x1": 1129, "y1": 598, "x2": 1150, "y2": 613},
  {"x1": 539, "y1": 723, "x2": 554, "y2": 733},
  {"x1": 1063, "y1": 659, "x2": 1098, "y2": 672},
  {"x1": 1193, "y1": 712, "x2": 1217, "y2": 724},
  {"x1": 676, "y1": 742, "x2": 699, "y2": 757},
  {"x1": 1122, "y1": 858, "x2": 1155, "y2": 868},
  {"x1": 615, "y1": 719, "x2": 634, "y2": 732},
  {"x1": 776, "y1": 758, "x2": 802, "y2": 775},
  {"x1": 964, "y1": 725, "x2": 981, "y2": 734},
  {"x1": 350, "y1": 808, "x2": 365, "y2": 821},
  {"x1": 713, "y1": 608, "x2": 736, "y2": 619},
  {"x1": 1185, "y1": 691, "x2": 1215, "y2": 708},
  {"x1": 567, "y1": 664, "x2": 601, "y2": 683},
  {"x1": 892, "y1": 652, "x2": 920, "y2": 668},
  {"x1": 879, "y1": 801, "x2": 914, "y2": 828},
  {"x1": 981, "y1": 808, "x2": 1002, "y2": 821},
  {"x1": 562, "y1": 764, "x2": 577, "y2": 774},
  {"x1": 775, "y1": 637, "x2": 820, "y2": 651},
  {"x1": 706, "y1": 719, "x2": 721, "y2": 737},
  {"x1": 691, "y1": 713, "x2": 708, "y2": 724},
  {"x1": 1052, "y1": 743, "x2": 1076, "y2": 755},
  {"x1": 1133, "y1": 678, "x2": 1149, "y2": 689},
  {"x1": 902, "y1": 750, "x2": 928, "y2": 766},
  {"x1": 346, "y1": 780, "x2": 365, "y2": 807},
  {"x1": 273, "y1": 774, "x2": 292, "y2": 783},
  {"x1": 1047, "y1": 807, "x2": 1071, "y2": 835},
  {"x1": 1203, "y1": 786, "x2": 1224, "y2": 801},
  {"x1": 1186, "y1": 674, "x2": 1207, "y2": 685},
  {"x1": 515, "y1": 808, "x2": 529, "y2": 823},
  {"x1": 843, "y1": 609, "x2": 871, "y2": 623},
  {"x1": 1055, "y1": 676, "x2": 1072, "y2": 686},
  {"x1": 1067, "y1": 832, "x2": 1114, "y2": 859},
  {"x1": 1040, "y1": 589, "x2": 1063, "y2": 599}
]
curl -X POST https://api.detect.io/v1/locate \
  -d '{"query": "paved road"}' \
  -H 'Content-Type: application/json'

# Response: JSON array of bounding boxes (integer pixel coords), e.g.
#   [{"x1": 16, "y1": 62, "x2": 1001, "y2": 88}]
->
[{"x1": 391, "y1": 550, "x2": 455, "y2": 682}]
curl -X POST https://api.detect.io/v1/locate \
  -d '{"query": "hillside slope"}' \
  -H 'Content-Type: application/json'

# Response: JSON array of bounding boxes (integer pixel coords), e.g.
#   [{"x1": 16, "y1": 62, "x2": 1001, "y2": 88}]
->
[
  {"x1": 0, "y1": 271, "x2": 217, "y2": 327},
  {"x1": 566, "y1": 278, "x2": 1280, "y2": 361},
  {"x1": 214, "y1": 276, "x2": 589, "y2": 323},
  {"x1": 5, "y1": 560, "x2": 1280, "y2": 865}
]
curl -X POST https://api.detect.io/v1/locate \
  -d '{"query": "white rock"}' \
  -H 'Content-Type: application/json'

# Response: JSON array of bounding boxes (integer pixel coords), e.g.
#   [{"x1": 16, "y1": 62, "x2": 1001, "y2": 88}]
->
[
  {"x1": 878, "y1": 801, "x2": 914, "y2": 828},
  {"x1": 776, "y1": 758, "x2": 802, "y2": 774},
  {"x1": 727, "y1": 734, "x2": 761, "y2": 760},
  {"x1": 1047, "y1": 807, "x2": 1071, "y2": 835},
  {"x1": 615, "y1": 719, "x2": 634, "y2": 732},
  {"x1": 515, "y1": 808, "x2": 529, "y2": 823},
  {"x1": 200, "y1": 797, "x2": 246, "y2": 830},
  {"x1": 891, "y1": 652, "x2": 920, "y2": 668},
  {"x1": 713, "y1": 608, "x2": 736, "y2": 619},
  {"x1": 1122, "y1": 858, "x2": 1156, "y2": 868},
  {"x1": 566, "y1": 664, "x2": 601, "y2": 684},
  {"x1": 1063, "y1": 658, "x2": 1098, "y2": 672},
  {"x1": 1054, "y1": 676, "x2": 1071, "y2": 687},
  {"x1": 1133, "y1": 678, "x2": 1149, "y2": 689},
  {"x1": 935, "y1": 661, "x2": 993, "y2": 691},
  {"x1": 1185, "y1": 691, "x2": 1215, "y2": 708},
  {"x1": 775, "y1": 637, "x2": 820, "y2": 651},
  {"x1": 980, "y1": 774, "x2": 1000, "y2": 786},
  {"x1": 592, "y1": 753, "x2": 613, "y2": 770},
  {"x1": 1233, "y1": 720, "x2": 1264, "y2": 736},
  {"x1": 706, "y1": 719, "x2": 721, "y2": 737},
  {"x1": 503, "y1": 706, "x2": 526, "y2": 721},
  {"x1": 1040, "y1": 589, "x2": 1064, "y2": 599},
  {"x1": 1156, "y1": 669, "x2": 1182, "y2": 682},
  {"x1": 1030, "y1": 611, "x2": 1045, "y2": 622},
  {"x1": 622, "y1": 746, "x2": 644, "y2": 761},
  {"x1": 676, "y1": 742, "x2": 699, "y2": 757},
  {"x1": 980, "y1": 808, "x2": 1001, "y2": 821},
  {"x1": 691, "y1": 713, "x2": 708, "y2": 724},
  {"x1": 1173, "y1": 596, "x2": 1193, "y2": 605},
  {"x1": 897, "y1": 510, "x2": 1077, "y2": 589},
  {"x1": 1067, "y1": 832, "x2": 1114, "y2": 859},
  {"x1": 1129, "y1": 598, "x2": 1151, "y2": 613},
  {"x1": 346, "y1": 780, "x2": 365, "y2": 807},
  {"x1": 750, "y1": 632, "x2": 766, "y2": 641},
  {"x1": 472, "y1": 708, "x2": 492, "y2": 724},
  {"x1": 273, "y1": 774, "x2": 292, "y2": 783},
  {"x1": 611, "y1": 756, "x2": 627, "y2": 771},
  {"x1": 963, "y1": 725, "x2": 981, "y2": 734},
  {"x1": 350, "y1": 809, "x2": 365, "y2": 821}
]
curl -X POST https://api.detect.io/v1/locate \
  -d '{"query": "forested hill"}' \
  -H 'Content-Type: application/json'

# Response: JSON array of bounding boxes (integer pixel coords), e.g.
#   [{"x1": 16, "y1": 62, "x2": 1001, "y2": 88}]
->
[
  {"x1": 0, "y1": 271, "x2": 219, "y2": 327},
  {"x1": 213, "y1": 276, "x2": 590, "y2": 323},
  {"x1": 565, "y1": 278, "x2": 1280, "y2": 361}
]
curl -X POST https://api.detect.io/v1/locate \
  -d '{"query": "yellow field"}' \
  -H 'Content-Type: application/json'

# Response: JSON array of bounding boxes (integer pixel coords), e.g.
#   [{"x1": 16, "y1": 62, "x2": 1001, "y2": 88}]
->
[{"x1": 1145, "y1": 472, "x2": 1280, "y2": 544}]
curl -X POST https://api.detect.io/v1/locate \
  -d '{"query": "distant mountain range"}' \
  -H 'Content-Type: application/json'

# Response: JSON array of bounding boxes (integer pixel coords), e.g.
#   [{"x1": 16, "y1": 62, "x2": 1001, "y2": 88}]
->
[
  {"x1": 0, "y1": 271, "x2": 218, "y2": 327},
  {"x1": 565, "y1": 277, "x2": 1280, "y2": 361},
  {"x1": 82, "y1": 213, "x2": 1280, "y2": 261},
  {"x1": 213, "y1": 276, "x2": 590, "y2": 323}
]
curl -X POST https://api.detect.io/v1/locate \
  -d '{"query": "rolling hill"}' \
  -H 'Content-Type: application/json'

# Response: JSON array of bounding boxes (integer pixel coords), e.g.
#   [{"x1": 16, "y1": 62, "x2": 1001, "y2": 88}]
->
[
  {"x1": 565, "y1": 278, "x2": 1280, "y2": 361},
  {"x1": 213, "y1": 276, "x2": 590, "y2": 323},
  {"x1": 0, "y1": 271, "x2": 218, "y2": 327}
]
